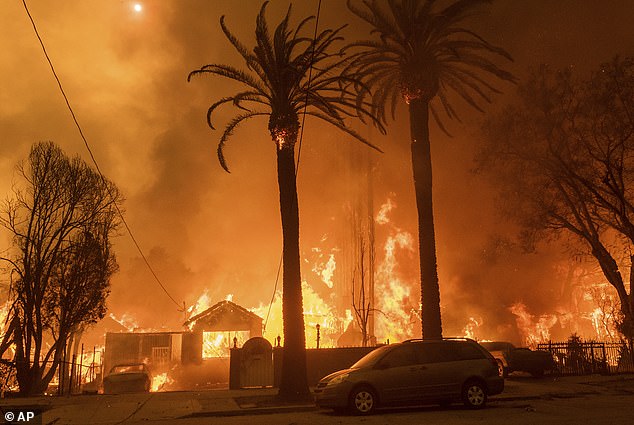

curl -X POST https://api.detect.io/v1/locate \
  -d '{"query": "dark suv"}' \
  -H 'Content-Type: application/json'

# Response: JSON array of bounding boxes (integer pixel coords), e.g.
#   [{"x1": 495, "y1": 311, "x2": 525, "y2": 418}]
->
[
  {"x1": 314, "y1": 338, "x2": 503, "y2": 414},
  {"x1": 480, "y1": 341, "x2": 556, "y2": 377}
]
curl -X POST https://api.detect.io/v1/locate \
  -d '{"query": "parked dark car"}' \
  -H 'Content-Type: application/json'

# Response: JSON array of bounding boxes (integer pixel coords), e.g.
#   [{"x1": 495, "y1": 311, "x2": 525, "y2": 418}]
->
[
  {"x1": 103, "y1": 363, "x2": 151, "y2": 394},
  {"x1": 314, "y1": 338, "x2": 503, "y2": 415},
  {"x1": 480, "y1": 341, "x2": 556, "y2": 377}
]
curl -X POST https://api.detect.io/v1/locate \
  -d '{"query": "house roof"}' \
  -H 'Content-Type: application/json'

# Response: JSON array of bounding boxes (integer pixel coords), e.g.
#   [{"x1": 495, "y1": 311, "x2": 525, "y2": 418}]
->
[{"x1": 183, "y1": 300, "x2": 262, "y2": 331}]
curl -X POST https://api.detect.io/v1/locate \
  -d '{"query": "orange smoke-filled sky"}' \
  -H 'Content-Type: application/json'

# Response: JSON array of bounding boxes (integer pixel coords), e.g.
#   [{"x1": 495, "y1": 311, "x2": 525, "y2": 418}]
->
[{"x1": 1, "y1": 0, "x2": 634, "y2": 344}]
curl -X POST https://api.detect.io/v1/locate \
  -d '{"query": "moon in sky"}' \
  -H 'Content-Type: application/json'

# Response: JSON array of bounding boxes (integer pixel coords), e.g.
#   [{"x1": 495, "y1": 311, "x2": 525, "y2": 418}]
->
[{"x1": 133, "y1": 3, "x2": 143, "y2": 13}]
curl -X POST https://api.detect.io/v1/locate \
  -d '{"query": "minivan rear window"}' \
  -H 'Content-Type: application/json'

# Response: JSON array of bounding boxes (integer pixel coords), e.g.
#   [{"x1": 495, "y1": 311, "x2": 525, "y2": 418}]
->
[
  {"x1": 455, "y1": 342, "x2": 486, "y2": 360},
  {"x1": 377, "y1": 345, "x2": 418, "y2": 368},
  {"x1": 414, "y1": 341, "x2": 486, "y2": 363},
  {"x1": 351, "y1": 345, "x2": 391, "y2": 369}
]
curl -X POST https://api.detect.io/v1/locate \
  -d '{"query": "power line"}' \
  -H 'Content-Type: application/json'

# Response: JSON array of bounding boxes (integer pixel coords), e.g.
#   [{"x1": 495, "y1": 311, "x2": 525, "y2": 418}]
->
[
  {"x1": 295, "y1": 0, "x2": 322, "y2": 173},
  {"x1": 21, "y1": 0, "x2": 183, "y2": 310}
]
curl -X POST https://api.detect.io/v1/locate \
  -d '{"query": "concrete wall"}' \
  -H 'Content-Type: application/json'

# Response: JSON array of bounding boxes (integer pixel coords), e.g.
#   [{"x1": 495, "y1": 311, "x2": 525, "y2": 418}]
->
[
  {"x1": 229, "y1": 339, "x2": 381, "y2": 389},
  {"x1": 305, "y1": 347, "x2": 377, "y2": 385}
]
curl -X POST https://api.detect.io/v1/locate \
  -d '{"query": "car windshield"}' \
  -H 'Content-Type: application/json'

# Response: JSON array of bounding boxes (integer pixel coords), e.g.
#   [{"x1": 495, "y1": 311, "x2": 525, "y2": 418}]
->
[
  {"x1": 480, "y1": 342, "x2": 515, "y2": 351},
  {"x1": 111, "y1": 364, "x2": 145, "y2": 374},
  {"x1": 351, "y1": 345, "x2": 392, "y2": 369}
]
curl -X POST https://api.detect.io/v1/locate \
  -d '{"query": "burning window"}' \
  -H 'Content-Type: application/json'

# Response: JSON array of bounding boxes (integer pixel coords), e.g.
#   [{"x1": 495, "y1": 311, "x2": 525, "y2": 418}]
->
[{"x1": 202, "y1": 331, "x2": 250, "y2": 358}]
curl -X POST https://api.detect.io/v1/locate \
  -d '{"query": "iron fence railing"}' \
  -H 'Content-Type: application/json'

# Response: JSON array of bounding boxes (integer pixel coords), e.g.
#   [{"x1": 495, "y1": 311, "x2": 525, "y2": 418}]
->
[
  {"x1": 0, "y1": 346, "x2": 103, "y2": 396},
  {"x1": 538, "y1": 340, "x2": 634, "y2": 376}
]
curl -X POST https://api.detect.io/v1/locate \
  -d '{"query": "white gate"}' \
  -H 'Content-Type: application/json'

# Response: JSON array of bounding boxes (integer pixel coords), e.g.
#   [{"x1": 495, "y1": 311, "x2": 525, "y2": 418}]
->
[{"x1": 240, "y1": 337, "x2": 273, "y2": 388}]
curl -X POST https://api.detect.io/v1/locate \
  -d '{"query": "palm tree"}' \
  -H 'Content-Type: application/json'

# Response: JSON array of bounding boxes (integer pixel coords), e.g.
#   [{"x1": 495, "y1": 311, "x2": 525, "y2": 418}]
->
[
  {"x1": 188, "y1": 2, "x2": 382, "y2": 400},
  {"x1": 346, "y1": 0, "x2": 514, "y2": 339}
]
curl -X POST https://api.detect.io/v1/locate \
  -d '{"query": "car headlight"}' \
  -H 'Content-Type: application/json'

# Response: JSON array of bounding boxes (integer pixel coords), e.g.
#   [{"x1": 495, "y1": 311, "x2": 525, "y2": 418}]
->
[{"x1": 327, "y1": 373, "x2": 350, "y2": 386}]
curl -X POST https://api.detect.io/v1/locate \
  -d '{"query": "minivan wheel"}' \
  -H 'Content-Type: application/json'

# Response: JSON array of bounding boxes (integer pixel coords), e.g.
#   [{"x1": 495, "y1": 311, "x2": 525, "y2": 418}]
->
[
  {"x1": 349, "y1": 385, "x2": 376, "y2": 415},
  {"x1": 462, "y1": 380, "x2": 487, "y2": 409}
]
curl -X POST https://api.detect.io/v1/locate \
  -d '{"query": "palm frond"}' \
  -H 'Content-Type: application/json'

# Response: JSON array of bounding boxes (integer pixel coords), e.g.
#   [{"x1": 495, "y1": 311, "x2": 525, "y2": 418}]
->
[
  {"x1": 438, "y1": 0, "x2": 490, "y2": 24},
  {"x1": 220, "y1": 16, "x2": 267, "y2": 83},
  {"x1": 346, "y1": 0, "x2": 514, "y2": 128},
  {"x1": 206, "y1": 92, "x2": 268, "y2": 129},
  {"x1": 188, "y1": 64, "x2": 269, "y2": 95},
  {"x1": 430, "y1": 103, "x2": 453, "y2": 136},
  {"x1": 305, "y1": 111, "x2": 384, "y2": 153},
  {"x1": 217, "y1": 112, "x2": 268, "y2": 172},
  {"x1": 191, "y1": 1, "x2": 385, "y2": 172}
]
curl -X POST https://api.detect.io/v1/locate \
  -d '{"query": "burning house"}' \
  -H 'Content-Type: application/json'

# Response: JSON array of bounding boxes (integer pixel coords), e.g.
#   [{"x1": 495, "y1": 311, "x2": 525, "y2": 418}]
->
[
  {"x1": 184, "y1": 299, "x2": 263, "y2": 359},
  {"x1": 103, "y1": 332, "x2": 185, "y2": 376}
]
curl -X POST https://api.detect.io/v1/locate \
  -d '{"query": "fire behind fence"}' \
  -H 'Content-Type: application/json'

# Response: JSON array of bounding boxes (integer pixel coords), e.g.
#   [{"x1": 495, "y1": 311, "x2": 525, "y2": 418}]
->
[
  {"x1": 538, "y1": 339, "x2": 634, "y2": 376},
  {"x1": 0, "y1": 347, "x2": 103, "y2": 396}
]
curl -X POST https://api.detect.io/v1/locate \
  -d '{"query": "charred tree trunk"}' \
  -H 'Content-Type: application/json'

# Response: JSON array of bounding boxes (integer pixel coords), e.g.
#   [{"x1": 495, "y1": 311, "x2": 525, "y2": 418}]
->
[
  {"x1": 275, "y1": 142, "x2": 310, "y2": 401},
  {"x1": 409, "y1": 99, "x2": 443, "y2": 340},
  {"x1": 591, "y1": 242, "x2": 633, "y2": 341}
]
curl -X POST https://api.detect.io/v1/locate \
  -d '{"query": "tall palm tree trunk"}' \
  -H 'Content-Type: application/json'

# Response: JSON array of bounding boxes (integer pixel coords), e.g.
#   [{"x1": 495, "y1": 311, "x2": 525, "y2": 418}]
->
[
  {"x1": 276, "y1": 143, "x2": 310, "y2": 400},
  {"x1": 409, "y1": 99, "x2": 443, "y2": 340}
]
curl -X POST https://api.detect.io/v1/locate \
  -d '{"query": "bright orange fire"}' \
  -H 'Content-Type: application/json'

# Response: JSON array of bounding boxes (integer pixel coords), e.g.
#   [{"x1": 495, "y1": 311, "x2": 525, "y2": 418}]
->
[
  {"x1": 250, "y1": 282, "x2": 346, "y2": 348},
  {"x1": 312, "y1": 250, "x2": 336, "y2": 289},
  {"x1": 109, "y1": 313, "x2": 139, "y2": 332},
  {"x1": 184, "y1": 196, "x2": 421, "y2": 348},
  {"x1": 463, "y1": 317, "x2": 483, "y2": 340},
  {"x1": 510, "y1": 302, "x2": 557, "y2": 348},
  {"x1": 151, "y1": 372, "x2": 172, "y2": 392},
  {"x1": 373, "y1": 197, "x2": 418, "y2": 343}
]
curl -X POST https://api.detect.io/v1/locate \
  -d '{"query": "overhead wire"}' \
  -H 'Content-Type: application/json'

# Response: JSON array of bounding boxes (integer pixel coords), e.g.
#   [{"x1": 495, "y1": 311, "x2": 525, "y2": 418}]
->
[{"x1": 21, "y1": 0, "x2": 183, "y2": 310}]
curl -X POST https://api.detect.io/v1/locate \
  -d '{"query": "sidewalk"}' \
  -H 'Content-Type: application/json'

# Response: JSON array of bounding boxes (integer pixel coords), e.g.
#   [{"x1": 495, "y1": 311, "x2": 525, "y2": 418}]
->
[{"x1": 1, "y1": 374, "x2": 633, "y2": 424}]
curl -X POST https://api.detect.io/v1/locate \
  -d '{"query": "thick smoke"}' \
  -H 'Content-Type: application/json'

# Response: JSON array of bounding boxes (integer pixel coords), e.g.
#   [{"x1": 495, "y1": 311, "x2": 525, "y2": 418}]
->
[{"x1": 1, "y1": 1, "x2": 634, "y2": 347}]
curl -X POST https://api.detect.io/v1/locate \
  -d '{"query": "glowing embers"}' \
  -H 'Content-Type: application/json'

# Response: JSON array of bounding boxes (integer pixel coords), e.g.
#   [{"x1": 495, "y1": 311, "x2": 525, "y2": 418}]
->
[
  {"x1": 274, "y1": 130, "x2": 289, "y2": 150},
  {"x1": 202, "y1": 331, "x2": 249, "y2": 358},
  {"x1": 269, "y1": 118, "x2": 298, "y2": 150}
]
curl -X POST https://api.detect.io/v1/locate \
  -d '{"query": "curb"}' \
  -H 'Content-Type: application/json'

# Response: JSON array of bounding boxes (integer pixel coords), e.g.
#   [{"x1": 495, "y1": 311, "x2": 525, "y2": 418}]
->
[
  {"x1": 182, "y1": 391, "x2": 601, "y2": 418},
  {"x1": 183, "y1": 404, "x2": 317, "y2": 418},
  {"x1": 491, "y1": 390, "x2": 601, "y2": 403}
]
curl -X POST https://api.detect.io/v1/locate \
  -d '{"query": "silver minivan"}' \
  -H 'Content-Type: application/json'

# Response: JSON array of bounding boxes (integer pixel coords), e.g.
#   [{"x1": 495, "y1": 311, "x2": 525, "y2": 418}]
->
[{"x1": 314, "y1": 338, "x2": 504, "y2": 414}]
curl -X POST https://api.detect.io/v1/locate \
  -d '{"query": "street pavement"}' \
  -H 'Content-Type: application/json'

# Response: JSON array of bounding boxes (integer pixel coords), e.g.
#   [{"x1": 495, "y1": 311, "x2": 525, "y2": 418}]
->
[{"x1": 1, "y1": 374, "x2": 633, "y2": 424}]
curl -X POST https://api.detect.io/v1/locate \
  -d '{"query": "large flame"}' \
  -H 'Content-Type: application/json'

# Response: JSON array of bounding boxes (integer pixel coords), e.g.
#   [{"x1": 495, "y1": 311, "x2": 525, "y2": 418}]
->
[
  {"x1": 109, "y1": 313, "x2": 139, "y2": 332},
  {"x1": 312, "y1": 252, "x2": 336, "y2": 289},
  {"x1": 151, "y1": 372, "x2": 172, "y2": 392},
  {"x1": 187, "y1": 290, "x2": 213, "y2": 319},
  {"x1": 376, "y1": 197, "x2": 395, "y2": 225},
  {"x1": 463, "y1": 317, "x2": 483, "y2": 340},
  {"x1": 183, "y1": 197, "x2": 429, "y2": 348},
  {"x1": 374, "y1": 198, "x2": 418, "y2": 343},
  {"x1": 510, "y1": 302, "x2": 557, "y2": 348},
  {"x1": 251, "y1": 282, "x2": 344, "y2": 348}
]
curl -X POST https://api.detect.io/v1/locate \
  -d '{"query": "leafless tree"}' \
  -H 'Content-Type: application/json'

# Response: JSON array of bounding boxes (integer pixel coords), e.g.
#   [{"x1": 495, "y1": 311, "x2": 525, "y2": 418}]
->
[
  {"x1": 0, "y1": 142, "x2": 122, "y2": 395},
  {"x1": 352, "y1": 232, "x2": 372, "y2": 346},
  {"x1": 478, "y1": 57, "x2": 634, "y2": 342},
  {"x1": 350, "y1": 160, "x2": 377, "y2": 347}
]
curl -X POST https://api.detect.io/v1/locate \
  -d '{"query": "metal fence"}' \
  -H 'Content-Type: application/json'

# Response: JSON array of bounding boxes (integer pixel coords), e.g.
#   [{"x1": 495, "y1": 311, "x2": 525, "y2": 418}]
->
[
  {"x1": 0, "y1": 346, "x2": 103, "y2": 396},
  {"x1": 538, "y1": 340, "x2": 634, "y2": 376},
  {"x1": 57, "y1": 347, "x2": 103, "y2": 395}
]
